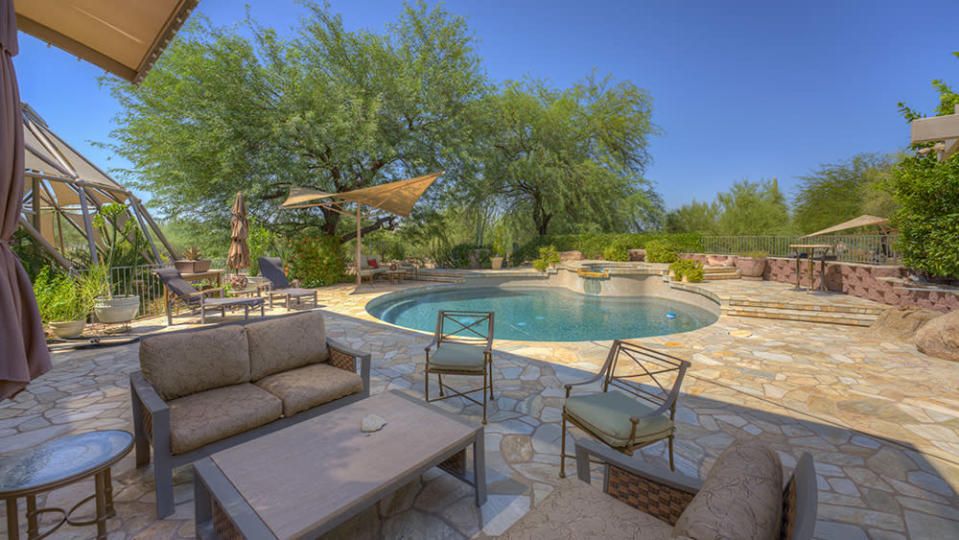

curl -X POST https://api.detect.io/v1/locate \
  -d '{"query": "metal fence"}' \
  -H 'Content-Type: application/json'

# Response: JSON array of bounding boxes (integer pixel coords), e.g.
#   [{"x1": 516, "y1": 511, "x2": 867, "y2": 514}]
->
[
  {"x1": 700, "y1": 235, "x2": 900, "y2": 265},
  {"x1": 110, "y1": 264, "x2": 166, "y2": 318}
]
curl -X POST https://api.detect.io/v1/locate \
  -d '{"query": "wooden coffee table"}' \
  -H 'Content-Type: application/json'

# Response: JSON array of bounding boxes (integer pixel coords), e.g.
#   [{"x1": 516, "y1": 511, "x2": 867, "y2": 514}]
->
[{"x1": 194, "y1": 391, "x2": 486, "y2": 539}]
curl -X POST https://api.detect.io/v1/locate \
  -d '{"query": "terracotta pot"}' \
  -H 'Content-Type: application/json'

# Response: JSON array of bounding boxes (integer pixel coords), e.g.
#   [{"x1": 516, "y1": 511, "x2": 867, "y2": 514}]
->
[
  {"x1": 174, "y1": 260, "x2": 195, "y2": 273},
  {"x1": 49, "y1": 319, "x2": 85, "y2": 339},
  {"x1": 193, "y1": 260, "x2": 212, "y2": 273},
  {"x1": 490, "y1": 256, "x2": 504, "y2": 270},
  {"x1": 706, "y1": 254, "x2": 726, "y2": 266},
  {"x1": 736, "y1": 257, "x2": 767, "y2": 280}
]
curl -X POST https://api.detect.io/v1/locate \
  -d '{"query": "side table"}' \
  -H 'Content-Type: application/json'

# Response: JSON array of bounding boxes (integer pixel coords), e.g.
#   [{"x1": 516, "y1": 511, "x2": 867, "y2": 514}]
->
[{"x1": 0, "y1": 430, "x2": 133, "y2": 539}]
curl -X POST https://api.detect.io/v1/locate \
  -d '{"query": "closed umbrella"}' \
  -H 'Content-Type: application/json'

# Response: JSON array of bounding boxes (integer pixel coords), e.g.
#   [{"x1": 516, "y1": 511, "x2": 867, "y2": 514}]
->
[
  {"x1": 1, "y1": 0, "x2": 51, "y2": 400},
  {"x1": 227, "y1": 192, "x2": 250, "y2": 273}
]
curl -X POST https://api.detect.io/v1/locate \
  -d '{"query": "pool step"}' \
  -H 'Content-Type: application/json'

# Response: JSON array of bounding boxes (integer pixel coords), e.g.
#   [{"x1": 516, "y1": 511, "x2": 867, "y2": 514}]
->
[{"x1": 724, "y1": 298, "x2": 886, "y2": 316}]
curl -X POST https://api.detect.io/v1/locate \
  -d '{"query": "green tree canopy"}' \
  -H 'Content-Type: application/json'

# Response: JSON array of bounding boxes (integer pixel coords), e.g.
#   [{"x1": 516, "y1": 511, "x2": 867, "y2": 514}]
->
[
  {"x1": 664, "y1": 200, "x2": 719, "y2": 235},
  {"x1": 105, "y1": 1, "x2": 487, "y2": 238},
  {"x1": 477, "y1": 75, "x2": 660, "y2": 236},
  {"x1": 666, "y1": 179, "x2": 792, "y2": 235},
  {"x1": 793, "y1": 153, "x2": 896, "y2": 235}
]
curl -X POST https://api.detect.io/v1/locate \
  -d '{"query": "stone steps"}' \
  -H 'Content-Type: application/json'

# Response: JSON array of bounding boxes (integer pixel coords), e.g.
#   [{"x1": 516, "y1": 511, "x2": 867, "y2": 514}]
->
[
  {"x1": 722, "y1": 304, "x2": 880, "y2": 326},
  {"x1": 725, "y1": 297, "x2": 886, "y2": 316}
]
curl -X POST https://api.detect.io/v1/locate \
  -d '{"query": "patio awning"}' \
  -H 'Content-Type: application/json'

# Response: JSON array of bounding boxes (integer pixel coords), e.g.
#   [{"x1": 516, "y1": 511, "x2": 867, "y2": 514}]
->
[
  {"x1": 804, "y1": 215, "x2": 891, "y2": 237},
  {"x1": 281, "y1": 172, "x2": 443, "y2": 218},
  {"x1": 14, "y1": 0, "x2": 199, "y2": 84}
]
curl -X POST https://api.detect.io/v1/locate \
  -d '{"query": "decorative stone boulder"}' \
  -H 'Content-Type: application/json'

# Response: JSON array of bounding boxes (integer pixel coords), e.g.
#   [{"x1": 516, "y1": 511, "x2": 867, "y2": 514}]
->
[
  {"x1": 915, "y1": 310, "x2": 959, "y2": 362},
  {"x1": 559, "y1": 250, "x2": 585, "y2": 262},
  {"x1": 627, "y1": 249, "x2": 646, "y2": 262},
  {"x1": 871, "y1": 307, "x2": 940, "y2": 341}
]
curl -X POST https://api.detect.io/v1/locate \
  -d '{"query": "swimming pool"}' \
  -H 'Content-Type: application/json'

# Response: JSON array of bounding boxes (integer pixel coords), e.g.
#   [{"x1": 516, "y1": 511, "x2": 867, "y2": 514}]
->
[{"x1": 367, "y1": 286, "x2": 718, "y2": 342}]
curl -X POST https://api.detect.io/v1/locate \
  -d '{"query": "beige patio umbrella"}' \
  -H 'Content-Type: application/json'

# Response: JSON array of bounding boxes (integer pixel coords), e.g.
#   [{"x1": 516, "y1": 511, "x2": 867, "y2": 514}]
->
[
  {"x1": 803, "y1": 215, "x2": 891, "y2": 237},
  {"x1": 281, "y1": 172, "x2": 443, "y2": 285},
  {"x1": 227, "y1": 192, "x2": 250, "y2": 273}
]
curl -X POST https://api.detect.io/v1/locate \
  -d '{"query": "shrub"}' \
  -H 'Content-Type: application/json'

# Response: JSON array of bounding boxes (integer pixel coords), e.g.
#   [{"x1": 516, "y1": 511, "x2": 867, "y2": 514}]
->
[
  {"x1": 533, "y1": 245, "x2": 560, "y2": 272},
  {"x1": 669, "y1": 259, "x2": 704, "y2": 282},
  {"x1": 286, "y1": 234, "x2": 347, "y2": 287},
  {"x1": 514, "y1": 233, "x2": 703, "y2": 263},
  {"x1": 742, "y1": 250, "x2": 769, "y2": 258},
  {"x1": 646, "y1": 239, "x2": 678, "y2": 263},
  {"x1": 33, "y1": 267, "x2": 91, "y2": 323},
  {"x1": 891, "y1": 154, "x2": 959, "y2": 279},
  {"x1": 602, "y1": 237, "x2": 631, "y2": 261}
]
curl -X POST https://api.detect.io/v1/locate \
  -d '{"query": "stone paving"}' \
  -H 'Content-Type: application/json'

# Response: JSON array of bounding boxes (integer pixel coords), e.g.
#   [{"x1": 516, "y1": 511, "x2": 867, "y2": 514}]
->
[{"x1": 1, "y1": 279, "x2": 958, "y2": 539}]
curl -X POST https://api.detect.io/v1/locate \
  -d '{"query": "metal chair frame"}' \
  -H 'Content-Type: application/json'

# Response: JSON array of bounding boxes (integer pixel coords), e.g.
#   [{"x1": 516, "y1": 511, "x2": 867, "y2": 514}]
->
[
  {"x1": 424, "y1": 310, "x2": 495, "y2": 424},
  {"x1": 560, "y1": 339, "x2": 690, "y2": 478}
]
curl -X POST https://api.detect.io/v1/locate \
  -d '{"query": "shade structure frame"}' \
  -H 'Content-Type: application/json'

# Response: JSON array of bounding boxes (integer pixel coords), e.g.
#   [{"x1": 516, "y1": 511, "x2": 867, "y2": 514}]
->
[{"x1": 280, "y1": 172, "x2": 444, "y2": 285}]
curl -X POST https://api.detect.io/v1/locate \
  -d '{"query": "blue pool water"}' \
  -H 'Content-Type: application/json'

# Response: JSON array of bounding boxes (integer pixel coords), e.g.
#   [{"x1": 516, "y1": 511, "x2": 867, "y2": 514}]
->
[{"x1": 367, "y1": 287, "x2": 717, "y2": 342}]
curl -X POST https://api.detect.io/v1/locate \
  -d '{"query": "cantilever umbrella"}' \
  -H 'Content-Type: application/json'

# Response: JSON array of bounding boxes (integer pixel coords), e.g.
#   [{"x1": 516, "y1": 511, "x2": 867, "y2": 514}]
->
[{"x1": 281, "y1": 172, "x2": 443, "y2": 285}]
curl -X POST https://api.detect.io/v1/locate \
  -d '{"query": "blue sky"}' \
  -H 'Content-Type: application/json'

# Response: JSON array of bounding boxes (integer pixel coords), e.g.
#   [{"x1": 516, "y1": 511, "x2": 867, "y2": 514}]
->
[{"x1": 13, "y1": 0, "x2": 959, "y2": 211}]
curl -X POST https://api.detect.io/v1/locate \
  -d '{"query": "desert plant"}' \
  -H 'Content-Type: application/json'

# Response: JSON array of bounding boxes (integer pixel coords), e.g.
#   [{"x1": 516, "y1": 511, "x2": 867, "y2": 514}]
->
[
  {"x1": 646, "y1": 239, "x2": 678, "y2": 263},
  {"x1": 533, "y1": 245, "x2": 560, "y2": 272},
  {"x1": 183, "y1": 246, "x2": 202, "y2": 260},
  {"x1": 92, "y1": 203, "x2": 150, "y2": 269},
  {"x1": 32, "y1": 267, "x2": 96, "y2": 323}
]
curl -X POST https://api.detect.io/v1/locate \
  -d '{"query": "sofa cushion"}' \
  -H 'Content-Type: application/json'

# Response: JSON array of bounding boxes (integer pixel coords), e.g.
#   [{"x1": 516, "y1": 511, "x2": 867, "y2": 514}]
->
[
  {"x1": 428, "y1": 342, "x2": 488, "y2": 372},
  {"x1": 140, "y1": 324, "x2": 250, "y2": 401},
  {"x1": 564, "y1": 390, "x2": 674, "y2": 448},
  {"x1": 255, "y1": 363, "x2": 363, "y2": 417},
  {"x1": 500, "y1": 477, "x2": 673, "y2": 539},
  {"x1": 246, "y1": 312, "x2": 329, "y2": 381},
  {"x1": 168, "y1": 383, "x2": 282, "y2": 455},
  {"x1": 673, "y1": 439, "x2": 783, "y2": 540}
]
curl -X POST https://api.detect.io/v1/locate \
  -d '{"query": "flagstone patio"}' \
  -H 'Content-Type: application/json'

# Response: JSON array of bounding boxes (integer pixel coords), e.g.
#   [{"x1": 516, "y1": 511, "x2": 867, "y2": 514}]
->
[{"x1": 1, "y1": 279, "x2": 957, "y2": 539}]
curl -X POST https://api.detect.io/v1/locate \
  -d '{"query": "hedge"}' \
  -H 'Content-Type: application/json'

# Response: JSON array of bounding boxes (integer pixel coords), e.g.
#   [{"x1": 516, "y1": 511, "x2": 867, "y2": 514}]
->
[{"x1": 514, "y1": 233, "x2": 704, "y2": 263}]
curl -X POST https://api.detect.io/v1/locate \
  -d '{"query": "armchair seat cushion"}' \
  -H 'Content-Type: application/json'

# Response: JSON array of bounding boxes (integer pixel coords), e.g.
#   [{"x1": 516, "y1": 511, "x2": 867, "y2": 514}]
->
[
  {"x1": 169, "y1": 383, "x2": 282, "y2": 455},
  {"x1": 500, "y1": 477, "x2": 673, "y2": 539},
  {"x1": 565, "y1": 390, "x2": 674, "y2": 448},
  {"x1": 428, "y1": 342, "x2": 487, "y2": 372},
  {"x1": 255, "y1": 363, "x2": 364, "y2": 417}
]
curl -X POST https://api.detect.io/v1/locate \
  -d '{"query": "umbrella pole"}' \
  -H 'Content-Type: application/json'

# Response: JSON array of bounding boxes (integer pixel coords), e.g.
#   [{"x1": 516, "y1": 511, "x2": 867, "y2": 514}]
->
[{"x1": 356, "y1": 204, "x2": 362, "y2": 286}]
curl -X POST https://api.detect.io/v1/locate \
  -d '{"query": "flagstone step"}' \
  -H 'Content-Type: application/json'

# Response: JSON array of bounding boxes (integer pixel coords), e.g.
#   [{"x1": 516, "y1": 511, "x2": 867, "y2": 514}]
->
[
  {"x1": 722, "y1": 305, "x2": 880, "y2": 326},
  {"x1": 725, "y1": 297, "x2": 887, "y2": 315},
  {"x1": 702, "y1": 265, "x2": 741, "y2": 281}
]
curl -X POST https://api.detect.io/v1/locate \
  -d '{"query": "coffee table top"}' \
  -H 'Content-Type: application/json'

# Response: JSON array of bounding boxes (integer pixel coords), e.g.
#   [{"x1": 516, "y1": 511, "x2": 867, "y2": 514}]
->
[
  {"x1": 0, "y1": 430, "x2": 133, "y2": 496},
  {"x1": 209, "y1": 391, "x2": 480, "y2": 538}
]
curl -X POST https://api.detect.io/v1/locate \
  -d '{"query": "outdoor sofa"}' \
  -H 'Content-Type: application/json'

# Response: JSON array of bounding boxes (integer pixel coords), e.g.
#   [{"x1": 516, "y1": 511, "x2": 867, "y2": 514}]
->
[
  {"x1": 129, "y1": 311, "x2": 371, "y2": 518},
  {"x1": 501, "y1": 438, "x2": 817, "y2": 539}
]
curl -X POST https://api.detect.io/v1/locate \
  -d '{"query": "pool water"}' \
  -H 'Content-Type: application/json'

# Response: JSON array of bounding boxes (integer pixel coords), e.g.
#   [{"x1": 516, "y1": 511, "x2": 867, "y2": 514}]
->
[{"x1": 367, "y1": 287, "x2": 717, "y2": 342}]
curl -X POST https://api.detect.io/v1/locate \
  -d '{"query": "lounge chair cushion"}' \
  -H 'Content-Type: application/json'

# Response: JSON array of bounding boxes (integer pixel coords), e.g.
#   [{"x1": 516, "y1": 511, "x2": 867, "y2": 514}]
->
[
  {"x1": 428, "y1": 342, "x2": 487, "y2": 372},
  {"x1": 267, "y1": 287, "x2": 315, "y2": 299},
  {"x1": 168, "y1": 383, "x2": 282, "y2": 455},
  {"x1": 499, "y1": 477, "x2": 672, "y2": 539},
  {"x1": 673, "y1": 439, "x2": 783, "y2": 540},
  {"x1": 246, "y1": 312, "x2": 330, "y2": 381},
  {"x1": 140, "y1": 325, "x2": 251, "y2": 401},
  {"x1": 255, "y1": 363, "x2": 363, "y2": 417},
  {"x1": 564, "y1": 390, "x2": 673, "y2": 448}
]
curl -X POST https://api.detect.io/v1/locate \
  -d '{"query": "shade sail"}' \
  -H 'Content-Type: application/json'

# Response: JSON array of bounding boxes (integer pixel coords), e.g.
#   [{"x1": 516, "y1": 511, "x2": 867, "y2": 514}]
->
[
  {"x1": 804, "y1": 215, "x2": 891, "y2": 237},
  {"x1": 14, "y1": 0, "x2": 199, "y2": 84},
  {"x1": 281, "y1": 172, "x2": 443, "y2": 218}
]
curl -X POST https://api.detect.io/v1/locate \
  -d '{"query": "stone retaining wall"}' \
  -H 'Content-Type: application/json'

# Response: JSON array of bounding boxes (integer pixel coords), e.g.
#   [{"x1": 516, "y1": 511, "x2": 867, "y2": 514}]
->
[{"x1": 684, "y1": 254, "x2": 958, "y2": 313}]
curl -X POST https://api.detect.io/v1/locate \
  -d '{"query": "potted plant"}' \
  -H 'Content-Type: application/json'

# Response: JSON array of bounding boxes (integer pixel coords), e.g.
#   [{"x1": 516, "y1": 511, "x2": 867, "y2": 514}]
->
[
  {"x1": 33, "y1": 267, "x2": 102, "y2": 338},
  {"x1": 490, "y1": 240, "x2": 505, "y2": 270},
  {"x1": 736, "y1": 250, "x2": 768, "y2": 280},
  {"x1": 86, "y1": 265, "x2": 141, "y2": 324},
  {"x1": 175, "y1": 246, "x2": 211, "y2": 274}
]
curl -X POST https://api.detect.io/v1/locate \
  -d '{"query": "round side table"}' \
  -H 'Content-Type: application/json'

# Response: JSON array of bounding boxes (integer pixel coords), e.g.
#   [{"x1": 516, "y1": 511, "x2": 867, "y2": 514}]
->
[{"x1": 0, "y1": 430, "x2": 133, "y2": 539}]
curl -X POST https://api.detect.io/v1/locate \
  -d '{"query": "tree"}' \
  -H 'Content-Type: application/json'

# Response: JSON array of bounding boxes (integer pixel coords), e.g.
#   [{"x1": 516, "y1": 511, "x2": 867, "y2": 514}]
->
[
  {"x1": 478, "y1": 74, "x2": 660, "y2": 236},
  {"x1": 793, "y1": 153, "x2": 896, "y2": 234},
  {"x1": 664, "y1": 200, "x2": 719, "y2": 234},
  {"x1": 715, "y1": 179, "x2": 792, "y2": 235},
  {"x1": 104, "y1": 2, "x2": 488, "y2": 239}
]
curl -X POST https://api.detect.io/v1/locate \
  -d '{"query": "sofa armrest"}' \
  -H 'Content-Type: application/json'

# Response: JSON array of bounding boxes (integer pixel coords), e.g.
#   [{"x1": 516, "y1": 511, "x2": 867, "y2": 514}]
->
[
  {"x1": 130, "y1": 371, "x2": 170, "y2": 446},
  {"x1": 575, "y1": 438, "x2": 701, "y2": 525},
  {"x1": 327, "y1": 338, "x2": 371, "y2": 395}
]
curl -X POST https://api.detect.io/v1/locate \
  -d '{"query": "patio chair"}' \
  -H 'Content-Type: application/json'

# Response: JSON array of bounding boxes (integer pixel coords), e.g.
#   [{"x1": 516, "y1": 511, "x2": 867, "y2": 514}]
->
[
  {"x1": 503, "y1": 438, "x2": 818, "y2": 540},
  {"x1": 155, "y1": 268, "x2": 265, "y2": 326},
  {"x1": 424, "y1": 310, "x2": 495, "y2": 424},
  {"x1": 257, "y1": 257, "x2": 319, "y2": 309},
  {"x1": 560, "y1": 339, "x2": 690, "y2": 478}
]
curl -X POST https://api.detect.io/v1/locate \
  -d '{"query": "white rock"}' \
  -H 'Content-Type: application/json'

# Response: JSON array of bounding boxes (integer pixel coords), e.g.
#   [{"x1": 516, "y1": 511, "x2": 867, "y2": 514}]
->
[{"x1": 361, "y1": 414, "x2": 387, "y2": 433}]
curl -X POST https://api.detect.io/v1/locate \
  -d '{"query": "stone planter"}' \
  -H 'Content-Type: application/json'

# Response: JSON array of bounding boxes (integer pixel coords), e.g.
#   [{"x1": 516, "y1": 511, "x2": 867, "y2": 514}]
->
[
  {"x1": 706, "y1": 254, "x2": 726, "y2": 266},
  {"x1": 490, "y1": 256, "x2": 504, "y2": 270},
  {"x1": 48, "y1": 319, "x2": 85, "y2": 339},
  {"x1": 736, "y1": 257, "x2": 767, "y2": 281},
  {"x1": 724, "y1": 256, "x2": 739, "y2": 267},
  {"x1": 94, "y1": 295, "x2": 140, "y2": 323}
]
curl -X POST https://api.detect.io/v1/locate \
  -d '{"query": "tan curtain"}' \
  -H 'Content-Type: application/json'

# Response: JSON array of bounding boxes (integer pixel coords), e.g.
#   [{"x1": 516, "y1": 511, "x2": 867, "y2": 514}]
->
[{"x1": 1, "y1": 0, "x2": 51, "y2": 400}]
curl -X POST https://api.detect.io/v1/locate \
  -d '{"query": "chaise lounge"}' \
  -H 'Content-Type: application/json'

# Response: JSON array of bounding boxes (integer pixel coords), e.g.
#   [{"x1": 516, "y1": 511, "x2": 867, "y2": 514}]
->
[
  {"x1": 257, "y1": 256, "x2": 319, "y2": 309},
  {"x1": 155, "y1": 267, "x2": 265, "y2": 325},
  {"x1": 130, "y1": 311, "x2": 370, "y2": 518}
]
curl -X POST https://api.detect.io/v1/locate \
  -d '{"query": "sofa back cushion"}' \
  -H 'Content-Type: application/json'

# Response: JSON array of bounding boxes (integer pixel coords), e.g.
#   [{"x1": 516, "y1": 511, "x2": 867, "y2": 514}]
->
[
  {"x1": 140, "y1": 324, "x2": 251, "y2": 401},
  {"x1": 246, "y1": 312, "x2": 329, "y2": 381},
  {"x1": 673, "y1": 439, "x2": 783, "y2": 540}
]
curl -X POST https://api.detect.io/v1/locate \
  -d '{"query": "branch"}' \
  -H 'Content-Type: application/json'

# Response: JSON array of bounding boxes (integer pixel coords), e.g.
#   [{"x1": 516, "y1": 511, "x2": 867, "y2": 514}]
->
[{"x1": 339, "y1": 215, "x2": 397, "y2": 243}]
